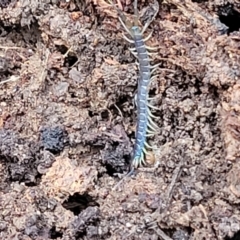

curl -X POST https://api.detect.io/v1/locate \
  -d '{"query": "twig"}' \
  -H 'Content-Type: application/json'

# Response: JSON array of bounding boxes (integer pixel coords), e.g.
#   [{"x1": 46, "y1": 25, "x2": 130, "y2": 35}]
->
[
  {"x1": 154, "y1": 228, "x2": 173, "y2": 240},
  {"x1": 165, "y1": 159, "x2": 183, "y2": 202},
  {"x1": 147, "y1": 159, "x2": 183, "y2": 238},
  {"x1": 0, "y1": 46, "x2": 24, "y2": 50},
  {"x1": 40, "y1": 49, "x2": 50, "y2": 83},
  {"x1": 0, "y1": 76, "x2": 20, "y2": 85}
]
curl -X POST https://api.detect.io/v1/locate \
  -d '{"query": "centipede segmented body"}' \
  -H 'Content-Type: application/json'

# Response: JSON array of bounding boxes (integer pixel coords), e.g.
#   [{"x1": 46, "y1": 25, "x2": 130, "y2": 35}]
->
[{"x1": 110, "y1": 0, "x2": 160, "y2": 171}]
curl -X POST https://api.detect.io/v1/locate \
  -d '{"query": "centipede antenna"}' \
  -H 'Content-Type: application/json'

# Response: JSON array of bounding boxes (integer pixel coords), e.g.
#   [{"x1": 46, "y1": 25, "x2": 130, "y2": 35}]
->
[
  {"x1": 108, "y1": 0, "x2": 125, "y2": 22},
  {"x1": 141, "y1": 23, "x2": 150, "y2": 35},
  {"x1": 119, "y1": 18, "x2": 133, "y2": 37},
  {"x1": 141, "y1": 0, "x2": 159, "y2": 35},
  {"x1": 109, "y1": 0, "x2": 133, "y2": 36},
  {"x1": 133, "y1": 0, "x2": 139, "y2": 26}
]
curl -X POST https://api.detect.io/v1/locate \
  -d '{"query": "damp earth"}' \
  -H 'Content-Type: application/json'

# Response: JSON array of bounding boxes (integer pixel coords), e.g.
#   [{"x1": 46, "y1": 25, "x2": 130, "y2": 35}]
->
[{"x1": 0, "y1": 0, "x2": 240, "y2": 239}]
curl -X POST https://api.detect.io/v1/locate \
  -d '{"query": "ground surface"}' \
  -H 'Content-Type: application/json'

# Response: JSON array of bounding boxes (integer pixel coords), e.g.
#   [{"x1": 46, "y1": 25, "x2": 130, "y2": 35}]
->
[{"x1": 0, "y1": 0, "x2": 240, "y2": 239}]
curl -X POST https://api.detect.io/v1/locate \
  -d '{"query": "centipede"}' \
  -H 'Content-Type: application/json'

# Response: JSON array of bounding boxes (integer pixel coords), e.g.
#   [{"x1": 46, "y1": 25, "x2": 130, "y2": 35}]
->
[{"x1": 109, "y1": 0, "x2": 160, "y2": 172}]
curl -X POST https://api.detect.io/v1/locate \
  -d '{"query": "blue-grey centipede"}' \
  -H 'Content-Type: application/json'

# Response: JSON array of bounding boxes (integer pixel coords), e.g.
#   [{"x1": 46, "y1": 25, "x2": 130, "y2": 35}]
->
[{"x1": 110, "y1": 0, "x2": 159, "y2": 170}]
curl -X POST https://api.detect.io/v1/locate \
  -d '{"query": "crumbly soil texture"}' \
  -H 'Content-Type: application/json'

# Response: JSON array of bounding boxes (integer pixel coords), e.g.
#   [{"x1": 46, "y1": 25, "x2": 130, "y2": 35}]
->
[{"x1": 0, "y1": 0, "x2": 240, "y2": 239}]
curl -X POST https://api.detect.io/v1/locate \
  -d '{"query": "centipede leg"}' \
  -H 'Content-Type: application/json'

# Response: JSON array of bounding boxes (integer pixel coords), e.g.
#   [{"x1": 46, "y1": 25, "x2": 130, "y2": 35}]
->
[
  {"x1": 129, "y1": 47, "x2": 138, "y2": 56},
  {"x1": 148, "y1": 103, "x2": 160, "y2": 110},
  {"x1": 148, "y1": 122, "x2": 158, "y2": 132},
  {"x1": 146, "y1": 45, "x2": 159, "y2": 51},
  {"x1": 142, "y1": 147, "x2": 152, "y2": 156},
  {"x1": 134, "y1": 94, "x2": 138, "y2": 107},
  {"x1": 145, "y1": 141, "x2": 158, "y2": 150},
  {"x1": 150, "y1": 63, "x2": 161, "y2": 69},
  {"x1": 148, "y1": 115, "x2": 159, "y2": 129},
  {"x1": 129, "y1": 47, "x2": 136, "y2": 51},
  {"x1": 123, "y1": 34, "x2": 134, "y2": 43},
  {"x1": 147, "y1": 129, "x2": 156, "y2": 135},
  {"x1": 148, "y1": 51, "x2": 158, "y2": 57},
  {"x1": 143, "y1": 31, "x2": 153, "y2": 42},
  {"x1": 150, "y1": 75, "x2": 158, "y2": 81},
  {"x1": 151, "y1": 63, "x2": 161, "y2": 75},
  {"x1": 148, "y1": 109, "x2": 158, "y2": 119}
]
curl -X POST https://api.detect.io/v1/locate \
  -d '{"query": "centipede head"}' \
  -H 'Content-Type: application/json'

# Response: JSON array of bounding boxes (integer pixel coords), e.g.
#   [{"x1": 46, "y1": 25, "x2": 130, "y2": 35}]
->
[{"x1": 108, "y1": 0, "x2": 138, "y2": 37}]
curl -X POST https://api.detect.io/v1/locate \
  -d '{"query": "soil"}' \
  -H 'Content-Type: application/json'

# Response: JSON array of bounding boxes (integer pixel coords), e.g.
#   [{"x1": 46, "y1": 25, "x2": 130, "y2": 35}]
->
[{"x1": 0, "y1": 0, "x2": 240, "y2": 239}]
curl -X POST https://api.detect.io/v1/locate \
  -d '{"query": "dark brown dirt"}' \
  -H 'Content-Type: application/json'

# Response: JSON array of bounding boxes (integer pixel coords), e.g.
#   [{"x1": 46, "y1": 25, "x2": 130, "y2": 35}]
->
[{"x1": 0, "y1": 0, "x2": 240, "y2": 239}]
